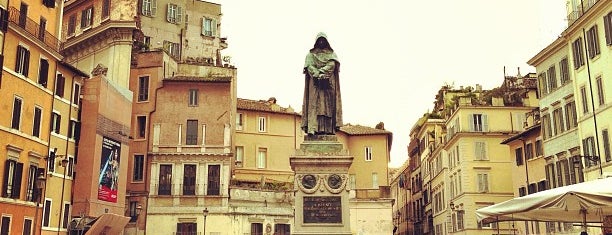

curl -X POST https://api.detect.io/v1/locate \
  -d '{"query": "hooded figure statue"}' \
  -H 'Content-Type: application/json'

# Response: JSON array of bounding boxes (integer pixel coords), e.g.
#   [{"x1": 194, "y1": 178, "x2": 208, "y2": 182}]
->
[{"x1": 302, "y1": 32, "x2": 343, "y2": 135}]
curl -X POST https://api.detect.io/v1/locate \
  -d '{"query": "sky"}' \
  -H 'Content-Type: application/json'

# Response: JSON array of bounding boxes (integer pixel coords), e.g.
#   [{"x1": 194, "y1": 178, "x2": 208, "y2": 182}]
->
[{"x1": 209, "y1": 0, "x2": 568, "y2": 168}]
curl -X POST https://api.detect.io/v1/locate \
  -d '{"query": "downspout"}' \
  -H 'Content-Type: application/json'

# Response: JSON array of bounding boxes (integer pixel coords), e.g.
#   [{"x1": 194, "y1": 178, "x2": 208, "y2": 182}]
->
[
  {"x1": 57, "y1": 74, "x2": 76, "y2": 234},
  {"x1": 42, "y1": 61, "x2": 59, "y2": 235},
  {"x1": 581, "y1": 28, "x2": 603, "y2": 177}
]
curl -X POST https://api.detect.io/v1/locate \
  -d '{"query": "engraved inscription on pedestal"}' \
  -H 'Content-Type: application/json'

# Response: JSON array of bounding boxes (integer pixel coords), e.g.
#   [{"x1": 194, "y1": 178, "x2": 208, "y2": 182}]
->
[{"x1": 303, "y1": 196, "x2": 342, "y2": 224}]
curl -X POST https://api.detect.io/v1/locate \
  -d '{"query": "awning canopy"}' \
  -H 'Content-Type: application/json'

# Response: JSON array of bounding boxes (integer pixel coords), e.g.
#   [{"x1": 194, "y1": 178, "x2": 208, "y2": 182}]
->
[
  {"x1": 85, "y1": 213, "x2": 130, "y2": 235},
  {"x1": 476, "y1": 177, "x2": 612, "y2": 223}
]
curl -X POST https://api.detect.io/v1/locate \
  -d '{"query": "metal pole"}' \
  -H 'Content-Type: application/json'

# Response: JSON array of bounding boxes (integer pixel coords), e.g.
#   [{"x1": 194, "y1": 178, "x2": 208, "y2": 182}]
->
[
  {"x1": 581, "y1": 28, "x2": 603, "y2": 177},
  {"x1": 57, "y1": 160, "x2": 67, "y2": 235}
]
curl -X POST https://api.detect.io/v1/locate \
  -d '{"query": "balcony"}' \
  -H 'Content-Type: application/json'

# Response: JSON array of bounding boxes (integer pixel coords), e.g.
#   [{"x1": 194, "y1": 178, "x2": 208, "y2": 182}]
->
[
  {"x1": 567, "y1": 0, "x2": 599, "y2": 26},
  {"x1": 8, "y1": 6, "x2": 61, "y2": 52}
]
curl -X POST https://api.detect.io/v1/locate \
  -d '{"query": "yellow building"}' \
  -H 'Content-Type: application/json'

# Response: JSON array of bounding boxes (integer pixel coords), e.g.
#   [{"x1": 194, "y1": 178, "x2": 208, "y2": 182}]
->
[
  {"x1": 0, "y1": 0, "x2": 88, "y2": 234},
  {"x1": 233, "y1": 97, "x2": 302, "y2": 184},
  {"x1": 390, "y1": 161, "x2": 411, "y2": 235}
]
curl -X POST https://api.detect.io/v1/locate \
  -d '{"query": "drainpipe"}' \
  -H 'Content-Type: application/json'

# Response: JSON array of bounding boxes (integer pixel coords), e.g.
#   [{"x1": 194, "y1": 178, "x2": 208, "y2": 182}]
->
[{"x1": 581, "y1": 28, "x2": 603, "y2": 177}]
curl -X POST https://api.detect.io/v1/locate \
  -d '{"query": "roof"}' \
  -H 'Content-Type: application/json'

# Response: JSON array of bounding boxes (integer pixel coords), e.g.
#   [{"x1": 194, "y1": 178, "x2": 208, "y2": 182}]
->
[
  {"x1": 339, "y1": 124, "x2": 392, "y2": 135},
  {"x1": 58, "y1": 61, "x2": 90, "y2": 78},
  {"x1": 163, "y1": 75, "x2": 232, "y2": 82},
  {"x1": 500, "y1": 123, "x2": 541, "y2": 144},
  {"x1": 237, "y1": 98, "x2": 298, "y2": 115}
]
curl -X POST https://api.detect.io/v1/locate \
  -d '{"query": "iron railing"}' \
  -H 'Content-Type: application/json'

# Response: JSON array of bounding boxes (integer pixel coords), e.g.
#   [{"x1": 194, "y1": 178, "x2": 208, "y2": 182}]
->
[
  {"x1": 8, "y1": 6, "x2": 61, "y2": 52},
  {"x1": 567, "y1": 0, "x2": 600, "y2": 26}
]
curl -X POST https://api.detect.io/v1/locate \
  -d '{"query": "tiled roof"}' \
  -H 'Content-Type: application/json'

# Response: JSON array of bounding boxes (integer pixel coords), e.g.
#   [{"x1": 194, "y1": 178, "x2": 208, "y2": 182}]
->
[
  {"x1": 237, "y1": 98, "x2": 298, "y2": 115},
  {"x1": 339, "y1": 124, "x2": 392, "y2": 135},
  {"x1": 163, "y1": 75, "x2": 232, "y2": 82}
]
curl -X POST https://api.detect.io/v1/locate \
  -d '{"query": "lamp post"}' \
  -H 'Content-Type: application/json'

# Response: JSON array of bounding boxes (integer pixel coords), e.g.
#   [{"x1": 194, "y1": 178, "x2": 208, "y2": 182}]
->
[
  {"x1": 202, "y1": 208, "x2": 209, "y2": 235},
  {"x1": 34, "y1": 171, "x2": 46, "y2": 235},
  {"x1": 57, "y1": 158, "x2": 69, "y2": 235},
  {"x1": 135, "y1": 204, "x2": 142, "y2": 235}
]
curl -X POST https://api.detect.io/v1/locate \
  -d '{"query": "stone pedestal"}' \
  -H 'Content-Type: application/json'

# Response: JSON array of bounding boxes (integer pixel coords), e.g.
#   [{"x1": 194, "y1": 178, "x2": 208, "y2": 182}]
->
[{"x1": 290, "y1": 135, "x2": 353, "y2": 235}]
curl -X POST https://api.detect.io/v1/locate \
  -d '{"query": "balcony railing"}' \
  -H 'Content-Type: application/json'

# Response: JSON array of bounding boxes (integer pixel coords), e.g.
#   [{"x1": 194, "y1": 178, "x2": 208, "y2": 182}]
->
[
  {"x1": 567, "y1": 0, "x2": 599, "y2": 26},
  {"x1": 8, "y1": 6, "x2": 61, "y2": 52}
]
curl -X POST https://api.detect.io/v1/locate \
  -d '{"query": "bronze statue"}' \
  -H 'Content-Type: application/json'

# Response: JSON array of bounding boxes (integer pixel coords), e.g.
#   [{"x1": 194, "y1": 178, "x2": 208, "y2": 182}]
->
[{"x1": 302, "y1": 32, "x2": 343, "y2": 135}]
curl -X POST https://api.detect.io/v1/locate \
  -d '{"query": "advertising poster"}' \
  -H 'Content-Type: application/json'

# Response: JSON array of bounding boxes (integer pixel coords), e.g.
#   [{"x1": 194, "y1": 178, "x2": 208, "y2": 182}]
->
[{"x1": 98, "y1": 136, "x2": 120, "y2": 203}]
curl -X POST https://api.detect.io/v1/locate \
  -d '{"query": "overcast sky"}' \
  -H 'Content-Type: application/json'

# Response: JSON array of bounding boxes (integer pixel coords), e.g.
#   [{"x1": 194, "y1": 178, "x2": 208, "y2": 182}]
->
[{"x1": 210, "y1": 0, "x2": 568, "y2": 167}]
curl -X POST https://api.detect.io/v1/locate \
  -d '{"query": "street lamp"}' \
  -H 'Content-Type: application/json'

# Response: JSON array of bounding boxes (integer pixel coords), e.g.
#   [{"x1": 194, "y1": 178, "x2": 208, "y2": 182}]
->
[
  {"x1": 34, "y1": 170, "x2": 46, "y2": 235},
  {"x1": 203, "y1": 208, "x2": 209, "y2": 235},
  {"x1": 134, "y1": 204, "x2": 143, "y2": 235},
  {"x1": 57, "y1": 158, "x2": 69, "y2": 235}
]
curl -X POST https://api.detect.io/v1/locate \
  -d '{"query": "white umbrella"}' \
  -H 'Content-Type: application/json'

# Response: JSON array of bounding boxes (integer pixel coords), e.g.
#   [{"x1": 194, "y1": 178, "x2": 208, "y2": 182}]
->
[{"x1": 476, "y1": 177, "x2": 612, "y2": 223}]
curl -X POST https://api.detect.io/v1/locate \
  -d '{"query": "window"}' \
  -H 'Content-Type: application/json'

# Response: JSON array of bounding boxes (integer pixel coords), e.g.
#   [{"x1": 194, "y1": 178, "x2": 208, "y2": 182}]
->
[
  {"x1": 67, "y1": 157, "x2": 74, "y2": 178},
  {"x1": 580, "y1": 86, "x2": 589, "y2": 114},
  {"x1": 138, "y1": 76, "x2": 149, "y2": 101},
  {"x1": 2, "y1": 159, "x2": 23, "y2": 198},
  {"x1": 538, "y1": 72, "x2": 548, "y2": 96},
  {"x1": 474, "y1": 141, "x2": 487, "y2": 160},
  {"x1": 477, "y1": 173, "x2": 489, "y2": 192},
  {"x1": 257, "y1": 148, "x2": 267, "y2": 169},
  {"x1": 81, "y1": 7, "x2": 93, "y2": 28},
  {"x1": 42, "y1": 199, "x2": 51, "y2": 227},
  {"x1": 528, "y1": 183, "x2": 537, "y2": 194},
  {"x1": 365, "y1": 146, "x2": 373, "y2": 161},
  {"x1": 586, "y1": 25, "x2": 600, "y2": 58},
  {"x1": 207, "y1": 165, "x2": 220, "y2": 195},
  {"x1": 525, "y1": 143, "x2": 533, "y2": 160},
  {"x1": 25, "y1": 165, "x2": 37, "y2": 202},
  {"x1": 603, "y1": 129, "x2": 611, "y2": 162},
  {"x1": 186, "y1": 120, "x2": 198, "y2": 145},
  {"x1": 274, "y1": 224, "x2": 290, "y2": 235},
  {"x1": 582, "y1": 137, "x2": 596, "y2": 168},
  {"x1": 137, "y1": 116, "x2": 146, "y2": 138},
  {"x1": 158, "y1": 164, "x2": 172, "y2": 195},
  {"x1": 163, "y1": 41, "x2": 180, "y2": 58},
  {"x1": 38, "y1": 17, "x2": 46, "y2": 41},
  {"x1": 133, "y1": 155, "x2": 144, "y2": 181},
  {"x1": 202, "y1": 18, "x2": 215, "y2": 36},
  {"x1": 469, "y1": 114, "x2": 488, "y2": 132},
  {"x1": 545, "y1": 163, "x2": 556, "y2": 189},
  {"x1": 251, "y1": 223, "x2": 263, "y2": 235},
  {"x1": 16, "y1": 45, "x2": 30, "y2": 76},
  {"x1": 236, "y1": 113, "x2": 243, "y2": 131},
  {"x1": 102, "y1": 0, "x2": 110, "y2": 19},
  {"x1": 48, "y1": 151, "x2": 56, "y2": 173},
  {"x1": 456, "y1": 210, "x2": 464, "y2": 230},
  {"x1": 538, "y1": 180, "x2": 548, "y2": 192},
  {"x1": 51, "y1": 112, "x2": 61, "y2": 134},
  {"x1": 547, "y1": 65, "x2": 557, "y2": 90},
  {"x1": 141, "y1": 0, "x2": 157, "y2": 16},
  {"x1": 258, "y1": 116, "x2": 267, "y2": 132},
  {"x1": 67, "y1": 14, "x2": 76, "y2": 36},
  {"x1": 605, "y1": 11, "x2": 612, "y2": 45},
  {"x1": 55, "y1": 74, "x2": 65, "y2": 98},
  {"x1": 23, "y1": 218, "x2": 32, "y2": 235},
  {"x1": 596, "y1": 76, "x2": 605, "y2": 106},
  {"x1": 42, "y1": 0, "x2": 54, "y2": 8},
  {"x1": 518, "y1": 187, "x2": 526, "y2": 197},
  {"x1": 67, "y1": 120, "x2": 79, "y2": 140},
  {"x1": 372, "y1": 172, "x2": 378, "y2": 189},
  {"x1": 18, "y1": 3, "x2": 27, "y2": 27},
  {"x1": 552, "y1": 108, "x2": 564, "y2": 135},
  {"x1": 188, "y1": 89, "x2": 198, "y2": 106},
  {"x1": 1, "y1": 216, "x2": 10, "y2": 235},
  {"x1": 0, "y1": 8, "x2": 7, "y2": 32},
  {"x1": 176, "y1": 222, "x2": 197, "y2": 235},
  {"x1": 11, "y1": 97, "x2": 22, "y2": 130},
  {"x1": 235, "y1": 146, "x2": 244, "y2": 165},
  {"x1": 535, "y1": 140, "x2": 543, "y2": 157},
  {"x1": 515, "y1": 147, "x2": 523, "y2": 166},
  {"x1": 62, "y1": 202, "x2": 70, "y2": 228},
  {"x1": 38, "y1": 58, "x2": 49, "y2": 87},
  {"x1": 166, "y1": 3, "x2": 182, "y2": 24},
  {"x1": 572, "y1": 37, "x2": 585, "y2": 69},
  {"x1": 182, "y1": 164, "x2": 196, "y2": 195},
  {"x1": 128, "y1": 201, "x2": 139, "y2": 222},
  {"x1": 559, "y1": 58, "x2": 570, "y2": 84},
  {"x1": 73, "y1": 83, "x2": 81, "y2": 105},
  {"x1": 565, "y1": 101, "x2": 578, "y2": 129}
]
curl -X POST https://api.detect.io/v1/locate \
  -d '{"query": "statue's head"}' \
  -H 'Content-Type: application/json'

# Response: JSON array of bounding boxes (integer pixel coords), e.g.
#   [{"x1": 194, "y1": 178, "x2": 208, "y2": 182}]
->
[{"x1": 313, "y1": 32, "x2": 332, "y2": 50}]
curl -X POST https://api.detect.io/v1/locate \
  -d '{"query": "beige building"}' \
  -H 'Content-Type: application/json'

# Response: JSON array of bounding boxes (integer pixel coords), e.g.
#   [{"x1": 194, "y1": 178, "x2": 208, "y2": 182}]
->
[
  {"x1": 390, "y1": 160, "x2": 412, "y2": 235},
  {"x1": 233, "y1": 98, "x2": 302, "y2": 184}
]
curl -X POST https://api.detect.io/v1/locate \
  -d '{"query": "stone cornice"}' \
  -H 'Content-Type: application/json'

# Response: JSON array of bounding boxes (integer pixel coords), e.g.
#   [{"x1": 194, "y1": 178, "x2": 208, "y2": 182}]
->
[{"x1": 62, "y1": 21, "x2": 137, "y2": 58}]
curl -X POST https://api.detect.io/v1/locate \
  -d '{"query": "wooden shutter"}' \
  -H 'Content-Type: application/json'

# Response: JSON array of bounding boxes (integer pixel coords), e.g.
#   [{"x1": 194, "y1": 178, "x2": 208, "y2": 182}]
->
[
  {"x1": 0, "y1": 8, "x2": 8, "y2": 32},
  {"x1": 13, "y1": 162, "x2": 23, "y2": 198},
  {"x1": 177, "y1": 6, "x2": 183, "y2": 23},
  {"x1": 468, "y1": 114, "x2": 474, "y2": 131},
  {"x1": 207, "y1": 165, "x2": 220, "y2": 195},
  {"x1": 2, "y1": 160, "x2": 10, "y2": 197},
  {"x1": 151, "y1": 0, "x2": 157, "y2": 16},
  {"x1": 482, "y1": 114, "x2": 488, "y2": 132},
  {"x1": 166, "y1": 4, "x2": 171, "y2": 22},
  {"x1": 39, "y1": 59, "x2": 49, "y2": 86}
]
